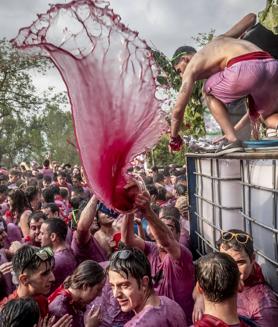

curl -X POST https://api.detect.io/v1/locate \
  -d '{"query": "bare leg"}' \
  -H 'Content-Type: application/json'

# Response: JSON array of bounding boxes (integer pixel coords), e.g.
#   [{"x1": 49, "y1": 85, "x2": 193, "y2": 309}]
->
[
  {"x1": 264, "y1": 113, "x2": 278, "y2": 129},
  {"x1": 205, "y1": 94, "x2": 237, "y2": 142}
]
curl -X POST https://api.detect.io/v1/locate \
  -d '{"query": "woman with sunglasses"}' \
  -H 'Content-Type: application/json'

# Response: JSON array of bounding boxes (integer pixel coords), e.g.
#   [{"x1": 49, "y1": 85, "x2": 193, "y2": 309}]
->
[
  {"x1": 48, "y1": 260, "x2": 106, "y2": 327},
  {"x1": 193, "y1": 229, "x2": 278, "y2": 327}
]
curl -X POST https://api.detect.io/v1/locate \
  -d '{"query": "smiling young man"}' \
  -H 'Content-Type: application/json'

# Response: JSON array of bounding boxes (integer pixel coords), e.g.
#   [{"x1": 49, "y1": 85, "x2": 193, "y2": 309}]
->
[
  {"x1": 121, "y1": 192, "x2": 194, "y2": 325},
  {"x1": 108, "y1": 248, "x2": 187, "y2": 327}
]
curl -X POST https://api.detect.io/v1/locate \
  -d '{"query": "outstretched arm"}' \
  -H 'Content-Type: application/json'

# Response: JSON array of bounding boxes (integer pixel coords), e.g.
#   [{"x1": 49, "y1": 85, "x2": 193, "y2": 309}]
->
[
  {"x1": 121, "y1": 214, "x2": 145, "y2": 251},
  {"x1": 135, "y1": 192, "x2": 181, "y2": 260},
  {"x1": 77, "y1": 195, "x2": 98, "y2": 244},
  {"x1": 223, "y1": 13, "x2": 256, "y2": 38},
  {"x1": 171, "y1": 75, "x2": 195, "y2": 138}
]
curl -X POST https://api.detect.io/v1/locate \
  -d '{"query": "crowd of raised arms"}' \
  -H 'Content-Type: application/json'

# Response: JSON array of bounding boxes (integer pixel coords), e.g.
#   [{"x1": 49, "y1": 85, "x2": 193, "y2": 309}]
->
[{"x1": 0, "y1": 158, "x2": 277, "y2": 327}]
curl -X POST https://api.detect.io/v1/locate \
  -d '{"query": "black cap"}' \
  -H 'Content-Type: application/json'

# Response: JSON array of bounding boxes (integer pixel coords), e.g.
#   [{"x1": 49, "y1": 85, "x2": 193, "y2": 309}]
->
[{"x1": 171, "y1": 46, "x2": 197, "y2": 65}]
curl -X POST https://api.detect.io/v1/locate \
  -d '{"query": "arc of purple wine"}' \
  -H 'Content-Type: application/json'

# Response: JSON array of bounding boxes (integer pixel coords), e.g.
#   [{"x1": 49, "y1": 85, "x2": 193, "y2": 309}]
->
[{"x1": 12, "y1": 0, "x2": 168, "y2": 211}]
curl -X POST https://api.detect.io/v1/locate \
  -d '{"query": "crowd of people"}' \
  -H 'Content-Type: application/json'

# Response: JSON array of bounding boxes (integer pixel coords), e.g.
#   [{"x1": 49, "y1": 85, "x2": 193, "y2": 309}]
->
[{"x1": 0, "y1": 159, "x2": 277, "y2": 327}]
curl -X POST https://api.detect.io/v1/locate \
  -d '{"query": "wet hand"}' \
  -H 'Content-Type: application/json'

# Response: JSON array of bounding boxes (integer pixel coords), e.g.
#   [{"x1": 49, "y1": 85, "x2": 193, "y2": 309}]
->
[
  {"x1": 134, "y1": 192, "x2": 151, "y2": 213},
  {"x1": 192, "y1": 295, "x2": 205, "y2": 323},
  {"x1": 0, "y1": 262, "x2": 13, "y2": 276},
  {"x1": 169, "y1": 135, "x2": 183, "y2": 152},
  {"x1": 84, "y1": 305, "x2": 102, "y2": 327}
]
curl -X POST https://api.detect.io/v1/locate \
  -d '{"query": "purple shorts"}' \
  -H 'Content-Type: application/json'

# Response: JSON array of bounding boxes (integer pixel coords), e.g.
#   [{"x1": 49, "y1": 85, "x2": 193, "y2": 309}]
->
[{"x1": 204, "y1": 58, "x2": 278, "y2": 119}]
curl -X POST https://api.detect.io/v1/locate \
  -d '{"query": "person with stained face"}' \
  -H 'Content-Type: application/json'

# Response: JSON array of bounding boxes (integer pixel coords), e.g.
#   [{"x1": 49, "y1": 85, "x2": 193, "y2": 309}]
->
[
  {"x1": 0, "y1": 245, "x2": 55, "y2": 318},
  {"x1": 48, "y1": 260, "x2": 106, "y2": 327},
  {"x1": 71, "y1": 196, "x2": 109, "y2": 264},
  {"x1": 194, "y1": 252, "x2": 255, "y2": 327},
  {"x1": 108, "y1": 247, "x2": 187, "y2": 327},
  {"x1": 121, "y1": 191, "x2": 195, "y2": 325},
  {"x1": 24, "y1": 211, "x2": 47, "y2": 246},
  {"x1": 192, "y1": 229, "x2": 278, "y2": 327},
  {"x1": 39, "y1": 218, "x2": 77, "y2": 293}
]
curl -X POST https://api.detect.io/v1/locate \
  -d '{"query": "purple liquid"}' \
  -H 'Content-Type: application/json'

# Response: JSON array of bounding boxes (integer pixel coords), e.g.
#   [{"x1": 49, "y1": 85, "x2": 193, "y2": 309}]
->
[{"x1": 12, "y1": 0, "x2": 167, "y2": 211}]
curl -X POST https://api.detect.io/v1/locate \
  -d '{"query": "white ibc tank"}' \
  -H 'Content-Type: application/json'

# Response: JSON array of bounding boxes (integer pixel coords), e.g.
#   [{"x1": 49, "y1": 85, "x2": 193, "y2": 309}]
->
[
  {"x1": 196, "y1": 158, "x2": 243, "y2": 247},
  {"x1": 242, "y1": 159, "x2": 278, "y2": 291}
]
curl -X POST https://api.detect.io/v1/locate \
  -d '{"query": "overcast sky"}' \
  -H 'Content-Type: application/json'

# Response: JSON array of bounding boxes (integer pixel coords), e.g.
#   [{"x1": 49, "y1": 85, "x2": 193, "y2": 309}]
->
[{"x1": 0, "y1": 0, "x2": 267, "y2": 92}]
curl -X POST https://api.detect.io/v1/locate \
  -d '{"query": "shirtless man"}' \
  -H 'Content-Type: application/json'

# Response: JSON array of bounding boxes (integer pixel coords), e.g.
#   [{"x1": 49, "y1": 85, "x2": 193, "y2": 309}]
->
[{"x1": 170, "y1": 36, "x2": 278, "y2": 154}]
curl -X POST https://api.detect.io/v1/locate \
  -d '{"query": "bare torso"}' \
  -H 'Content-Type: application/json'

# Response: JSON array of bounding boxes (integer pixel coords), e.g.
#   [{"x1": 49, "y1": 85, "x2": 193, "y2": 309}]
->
[
  {"x1": 94, "y1": 227, "x2": 117, "y2": 256},
  {"x1": 187, "y1": 36, "x2": 262, "y2": 80}
]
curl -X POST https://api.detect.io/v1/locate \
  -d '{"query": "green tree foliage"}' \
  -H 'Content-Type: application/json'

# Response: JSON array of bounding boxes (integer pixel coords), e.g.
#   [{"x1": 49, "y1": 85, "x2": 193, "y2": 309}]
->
[
  {"x1": 0, "y1": 38, "x2": 78, "y2": 167},
  {"x1": 41, "y1": 104, "x2": 79, "y2": 165},
  {"x1": 149, "y1": 30, "x2": 215, "y2": 166}
]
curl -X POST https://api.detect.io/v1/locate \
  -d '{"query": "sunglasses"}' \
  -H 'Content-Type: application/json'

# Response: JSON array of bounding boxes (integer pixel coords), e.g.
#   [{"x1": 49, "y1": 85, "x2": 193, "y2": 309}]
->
[
  {"x1": 112, "y1": 249, "x2": 132, "y2": 261},
  {"x1": 21, "y1": 247, "x2": 54, "y2": 274},
  {"x1": 221, "y1": 232, "x2": 252, "y2": 244}
]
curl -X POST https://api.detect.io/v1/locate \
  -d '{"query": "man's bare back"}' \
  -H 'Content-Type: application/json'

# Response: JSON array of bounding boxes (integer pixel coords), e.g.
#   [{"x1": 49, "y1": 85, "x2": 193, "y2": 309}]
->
[
  {"x1": 170, "y1": 36, "x2": 278, "y2": 153},
  {"x1": 187, "y1": 36, "x2": 262, "y2": 80}
]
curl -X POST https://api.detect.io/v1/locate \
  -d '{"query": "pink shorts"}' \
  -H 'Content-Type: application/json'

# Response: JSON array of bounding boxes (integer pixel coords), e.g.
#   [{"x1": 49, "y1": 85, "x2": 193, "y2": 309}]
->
[{"x1": 204, "y1": 58, "x2": 278, "y2": 119}]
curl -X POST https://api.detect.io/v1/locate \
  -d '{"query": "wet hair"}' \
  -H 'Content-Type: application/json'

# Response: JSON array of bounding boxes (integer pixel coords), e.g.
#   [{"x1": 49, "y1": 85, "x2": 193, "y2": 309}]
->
[
  {"x1": 72, "y1": 185, "x2": 84, "y2": 196},
  {"x1": 43, "y1": 218, "x2": 68, "y2": 241},
  {"x1": 70, "y1": 196, "x2": 83, "y2": 210},
  {"x1": 12, "y1": 245, "x2": 54, "y2": 278},
  {"x1": 216, "y1": 229, "x2": 254, "y2": 260},
  {"x1": 159, "y1": 206, "x2": 180, "y2": 220},
  {"x1": 175, "y1": 183, "x2": 187, "y2": 196},
  {"x1": 9, "y1": 169, "x2": 21, "y2": 178},
  {"x1": 153, "y1": 173, "x2": 164, "y2": 184},
  {"x1": 64, "y1": 260, "x2": 105, "y2": 290},
  {"x1": 25, "y1": 186, "x2": 39, "y2": 205},
  {"x1": 146, "y1": 184, "x2": 158, "y2": 198},
  {"x1": 163, "y1": 167, "x2": 170, "y2": 177},
  {"x1": 42, "y1": 202, "x2": 59, "y2": 215},
  {"x1": 156, "y1": 187, "x2": 166, "y2": 201},
  {"x1": 43, "y1": 159, "x2": 50, "y2": 168},
  {"x1": 57, "y1": 171, "x2": 67, "y2": 178},
  {"x1": 196, "y1": 252, "x2": 240, "y2": 303},
  {"x1": 51, "y1": 185, "x2": 60, "y2": 196},
  {"x1": 143, "y1": 176, "x2": 153, "y2": 185},
  {"x1": 59, "y1": 187, "x2": 69, "y2": 200},
  {"x1": 161, "y1": 216, "x2": 181, "y2": 234},
  {"x1": 8, "y1": 189, "x2": 29, "y2": 217},
  {"x1": 72, "y1": 174, "x2": 83, "y2": 182},
  {"x1": 176, "y1": 175, "x2": 187, "y2": 183},
  {"x1": 172, "y1": 45, "x2": 197, "y2": 66},
  {"x1": 0, "y1": 297, "x2": 40, "y2": 327},
  {"x1": 108, "y1": 247, "x2": 153, "y2": 290},
  {"x1": 42, "y1": 187, "x2": 55, "y2": 203},
  {"x1": 0, "y1": 184, "x2": 8, "y2": 195},
  {"x1": 28, "y1": 211, "x2": 47, "y2": 226},
  {"x1": 43, "y1": 175, "x2": 52, "y2": 184}
]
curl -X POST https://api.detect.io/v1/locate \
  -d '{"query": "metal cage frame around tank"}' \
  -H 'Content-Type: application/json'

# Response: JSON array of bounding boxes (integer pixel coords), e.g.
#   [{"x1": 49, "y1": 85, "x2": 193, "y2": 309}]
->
[{"x1": 187, "y1": 152, "x2": 278, "y2": 292}]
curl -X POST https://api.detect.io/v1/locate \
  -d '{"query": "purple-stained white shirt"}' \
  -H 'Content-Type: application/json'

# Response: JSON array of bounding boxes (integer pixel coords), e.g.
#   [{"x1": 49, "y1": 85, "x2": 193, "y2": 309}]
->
[
  {"x1": 124, "y1": 296, "x2": 187, "y2": 327},
  {"x1": 71, "y1": 231, "x2": 107, "y2": 264},
  {"x1": 144, "y1": 242, "x2": 194, "y2": 325},
  {"x1": 237, "y1": 283, "x2": 278, "y2": 327}
]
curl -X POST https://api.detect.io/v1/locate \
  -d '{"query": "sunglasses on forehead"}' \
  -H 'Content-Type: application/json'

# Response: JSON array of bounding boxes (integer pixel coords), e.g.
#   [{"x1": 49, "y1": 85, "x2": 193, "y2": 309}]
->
[
  {"x1": 111, "y1": 249, "x2": 132, "y2": 260},
  {"x1": 21, "y1": 247, "x2": 54, "y2": 274},
  {"x1": 221, "y1": 231, "x2": 252, "y2": 244}
]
